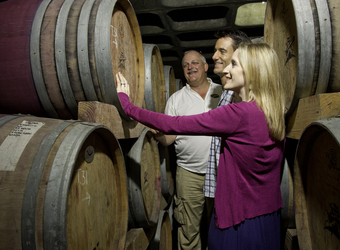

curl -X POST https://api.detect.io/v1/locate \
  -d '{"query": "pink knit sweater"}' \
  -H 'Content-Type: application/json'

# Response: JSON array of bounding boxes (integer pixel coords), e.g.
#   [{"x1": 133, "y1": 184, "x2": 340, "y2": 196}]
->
[{"x1": 119, "y1": 92, "x2": 284, "y2": 229}]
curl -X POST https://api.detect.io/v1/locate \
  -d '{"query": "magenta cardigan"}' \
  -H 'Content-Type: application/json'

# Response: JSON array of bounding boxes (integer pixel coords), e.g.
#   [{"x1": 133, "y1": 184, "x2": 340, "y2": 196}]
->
[{"x1": 118, "y1": 93, "x2": 284, "y2": 229}]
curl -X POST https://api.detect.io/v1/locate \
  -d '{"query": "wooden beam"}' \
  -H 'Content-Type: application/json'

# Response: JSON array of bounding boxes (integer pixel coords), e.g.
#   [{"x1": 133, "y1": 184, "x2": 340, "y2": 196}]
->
[{"x1": 125, "y1": 228, "x2": 149, "y2": 250}]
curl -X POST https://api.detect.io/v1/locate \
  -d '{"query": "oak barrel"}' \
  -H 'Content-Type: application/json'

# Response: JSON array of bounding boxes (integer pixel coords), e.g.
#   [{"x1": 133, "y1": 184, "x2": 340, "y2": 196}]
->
[
  {"x1": 34, "y1": 0, "x2": 145, "y2": 120},
  {"x1": 147, "y1": 210, "x2": 173, "y2": 250},
  {"x1": 175, "y1": 78, "x2": 183, "y2": 91},
  {"x1": 124, "y1": 129, "x2": 162, "y2": 228},
  {"x1": 163, "y1": 65, "x2": 177, "y2": 101},
  {"x1": 158, "y1": 143, "x2": 174, "y2": 210},
  {"x1": 264, "y1": 0, "x2": 340, "y2": 116},
  {"x1": 143, "y1": 44, "x2": 166, "y2": 113},
  {"x1": 294, "y1": 118, "x2": 340, "y2": 250},
  {"x1": 0, "y1": 115, "x2": 128, "y2": 249},
  {"x1": 325, "y1": 0, "x2": 340, "y2": 93},
  {"x1": 0, "y1": 0, "x2": 144, "y2": 120},
  {"x1": 0, "y1": 0, "x2": 47, "y2": 117},
  {"x1": 280, "y1": 157, "x2": 295, "y2": 229}
]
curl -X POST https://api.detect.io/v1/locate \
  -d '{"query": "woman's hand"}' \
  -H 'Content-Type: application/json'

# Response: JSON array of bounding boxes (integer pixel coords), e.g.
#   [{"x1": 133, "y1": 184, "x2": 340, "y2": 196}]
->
[{"x1": 115, "y1": 72, "x2": 130, "y2": 96}]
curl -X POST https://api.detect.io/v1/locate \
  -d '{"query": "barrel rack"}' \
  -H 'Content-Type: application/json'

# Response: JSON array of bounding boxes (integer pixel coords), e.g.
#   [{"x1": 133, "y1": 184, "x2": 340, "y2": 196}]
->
[
  {"x1": 78, "y1": 92, "x2": 340, "y2": 141},
  {"x1": 286, "y1": 92, "x2": 340, "y2": 140},
  {"x1": 283, "y1": 92, "x2": 340, "y2": 250},
  {"x1": 78, "y1": 101, "x2": 145, "y2": 140},
  {"x1": 78, "y1": 101, "x2": 174, "y2": 250},
  {"x1": 79, "y1": 91, "x2": 340, "y2": 250}
]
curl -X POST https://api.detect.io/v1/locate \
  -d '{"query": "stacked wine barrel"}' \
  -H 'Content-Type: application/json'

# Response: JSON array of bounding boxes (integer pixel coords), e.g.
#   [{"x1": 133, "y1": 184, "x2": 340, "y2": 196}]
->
[
  {"x1": 3, "y1": 0, "x2": 340, "y2": 249},
  {"x1": 265, "y1": 0, "x2": 340, "y2": 249},
  {"x1": 0, "y1": 0, "x2": 174, "y2": 249}
]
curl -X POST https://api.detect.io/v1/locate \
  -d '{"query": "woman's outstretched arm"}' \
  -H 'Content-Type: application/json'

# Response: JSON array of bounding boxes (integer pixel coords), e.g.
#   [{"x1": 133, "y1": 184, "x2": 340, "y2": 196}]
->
[{"x1": 115, "y1": 72, "x2": 241, "y2": 137}]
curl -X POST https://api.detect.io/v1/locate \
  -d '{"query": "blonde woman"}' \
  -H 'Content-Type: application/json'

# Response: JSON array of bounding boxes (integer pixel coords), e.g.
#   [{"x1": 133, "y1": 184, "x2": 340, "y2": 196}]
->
[{"x1": 116, "y1": 42, "x2": 285, "y2": 249}]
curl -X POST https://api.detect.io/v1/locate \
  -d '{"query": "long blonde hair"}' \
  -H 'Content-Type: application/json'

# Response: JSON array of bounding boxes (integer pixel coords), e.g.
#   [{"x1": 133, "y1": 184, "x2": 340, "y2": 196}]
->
[{"x1": 237, "y1": 43, "x2": 286, "y2": 141}]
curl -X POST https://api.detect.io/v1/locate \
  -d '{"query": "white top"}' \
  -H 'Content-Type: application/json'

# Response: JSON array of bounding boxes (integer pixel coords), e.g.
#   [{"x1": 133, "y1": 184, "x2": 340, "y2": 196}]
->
[{"x1": 165, "y1": 78, "x2": 222, "y2": 173}]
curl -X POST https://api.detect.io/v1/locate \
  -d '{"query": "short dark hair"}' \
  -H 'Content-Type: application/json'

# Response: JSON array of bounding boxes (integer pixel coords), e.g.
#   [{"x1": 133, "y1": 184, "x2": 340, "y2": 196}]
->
[{"x1": 214, "y1": 30, "x2": 252, "y2": 50}]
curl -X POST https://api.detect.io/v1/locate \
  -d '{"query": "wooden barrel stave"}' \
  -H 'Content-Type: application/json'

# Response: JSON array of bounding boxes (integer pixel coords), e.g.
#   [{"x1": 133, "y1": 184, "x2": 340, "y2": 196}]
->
[
  {"x1": 0, "y1": 116, "x2": 128, "y2": 249},
  {"x1": 143, "y1": 43, "x2": 166, "y2": 113},
  {"x1": 55, "y1": 0, "x2": 83, "y2": 117},
  {"x1": 327, "y1": 0, "x2": 340, "y2": 92},
  {"x1": 77, "y1": 0, "x2": 100, "y2": 102},
  {"x1": 0, "y1": 116, "x2": 66, "y2": 249},
  {"x1": 163, "y1": 65, "x2": 176, "y2": 101},
  {"x1": 294, "y1": 118, "x2": 340, "y2": 250},
  {"x1": 147, "y1": 210, "x2": 172, "y2": 250},
  {"x1": 280, "y1": 157, "x2": 296, "y2": 229},
  {"x1": 175, "y1": 78, "x2": 183, "y2": 91},
  {"x1": 1, "y1": 0, "x2": 144, "y2": 120},
  {"x1": 313, "y1": 0, "x2": 332, "y2": 94},
  {"x1": 0, "y1": 0, "x2": 48, "y2": 117},
  {"x1": 65, "y1": 0, "x2": 88, "y2": 101},
  {"x1": 158, "y1": 143, "x2": 174, "y2": 211},
  {"x1": 264, "y1": 0, "x2": 332, "y2": 116},
  {"x1": 40, "y1": 0, "x2": 75, "y2": 119},
  {"x1": 22, "y1": 119, "x2": 74, "y2": 249},
  {"x1": 94, "y1": 0, "x2": 145, "y2": 121},
  {"x1": 30, "y1": 0, "x2": 60, "y2": 118},
  {"x1": 126, "y1": 129, "x2": 162, "y2": 228}
]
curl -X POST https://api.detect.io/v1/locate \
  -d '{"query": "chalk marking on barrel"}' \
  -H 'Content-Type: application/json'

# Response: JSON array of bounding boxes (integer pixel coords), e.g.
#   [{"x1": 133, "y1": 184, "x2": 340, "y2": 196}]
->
[
  {"x1": 119, "y1": 52, "x2": 126, "y2": 69},
  {"x1": 111, "y1": 25, "x2": 118, "y2": 48},
  {"x1": 0, "y1": 121, "x2": 45, "y2": 171},
  {"x1": 77, "y1": 169, "x2": 88, "y2": 185},
  {"x1": 285, "y1": 36, "x2": 296, "y2": 65},
  {"x1": 82, "y1": 192, "x2": 91, "y2": 206}
]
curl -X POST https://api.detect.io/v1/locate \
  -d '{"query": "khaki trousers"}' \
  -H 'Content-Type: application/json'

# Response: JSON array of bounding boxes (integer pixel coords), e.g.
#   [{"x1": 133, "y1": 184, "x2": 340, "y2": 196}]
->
[{"x1": 174, "y1": 167, "x2": 213, "y2": 250}]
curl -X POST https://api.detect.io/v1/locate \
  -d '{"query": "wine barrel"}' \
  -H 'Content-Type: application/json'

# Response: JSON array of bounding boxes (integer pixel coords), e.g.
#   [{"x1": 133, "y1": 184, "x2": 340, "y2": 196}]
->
[
  {"x1": 158, "y1": 143, "x2": 174, "y2": 210},
  {"x1": 148, "y1": 210, "x2": 172, "y2": 250},
  {"x1": 264, "y1": 0, "x2": 340, "y2": 116},
  {"x1": 280, "y1": 157, "x2": 295, "y2": 229},
  {"x1": 0, "y1": 0, "x2": 47, "y2": 117},
  {"x1": 126, "y1": 129, "x2": 162, "y2": 228},
  {"x1": 0, "y1": 115, "x2": 128, "y2": 249},
  {"x1": 294, "y1": 118, "x2": 340, "y2": 250},
  {"x1": 93, "y1": 0, "x2": 145, "y2": 120},
  {"x1": 327, "y1": 0, "x2": 340, "y2": 93},
  {"x1": 163, "y1": 65, "x2": 176, "y2": 101},
  {"x1": 0, "y1": 0, "x2": 144, "y2": 120},
  {"x1": 143, "y1": 44, "x2": 166, "y2": 113},
  {"x1": 175, "y1": 78, "x2": 183, "y2": 91}
]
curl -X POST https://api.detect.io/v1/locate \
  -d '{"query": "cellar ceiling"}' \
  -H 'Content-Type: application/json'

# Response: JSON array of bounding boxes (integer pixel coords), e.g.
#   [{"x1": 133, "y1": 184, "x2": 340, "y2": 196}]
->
[{"x1": 129, "y1": 0, "x2": 267, "y2": 84}]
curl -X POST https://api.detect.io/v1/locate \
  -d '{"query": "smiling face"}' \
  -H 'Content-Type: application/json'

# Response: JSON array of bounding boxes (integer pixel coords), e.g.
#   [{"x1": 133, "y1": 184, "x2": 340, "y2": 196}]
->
[
  {"x1": 223, "y1": 49, "x2": 246, "y2": 99},
  {"x1": 212, "y1": 37, "x2": 235, "y2": 85},
  {"x1": 182, "y1": 51, "x2": 208, "y2": 86}
]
